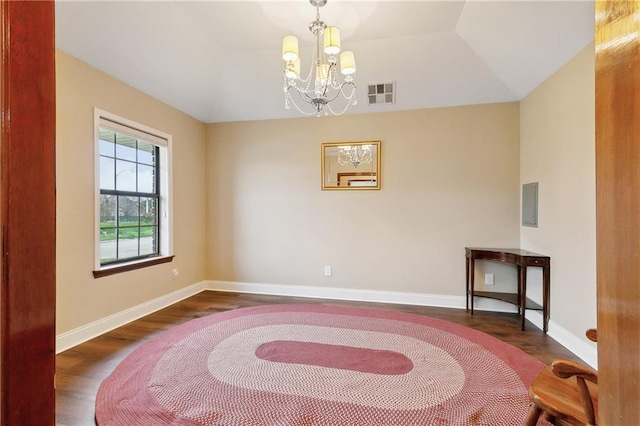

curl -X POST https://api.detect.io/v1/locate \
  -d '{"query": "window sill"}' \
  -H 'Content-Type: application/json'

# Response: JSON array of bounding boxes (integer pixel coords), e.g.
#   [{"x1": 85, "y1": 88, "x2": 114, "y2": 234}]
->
[{"x1": 93, "y1": 255, "x2": 174, "y2": 278}]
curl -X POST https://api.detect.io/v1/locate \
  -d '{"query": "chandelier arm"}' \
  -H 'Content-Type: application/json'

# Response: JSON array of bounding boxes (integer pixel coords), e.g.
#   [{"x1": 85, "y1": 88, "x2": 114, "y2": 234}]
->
[
  {"x1": 317, "y1": 80, "x2": 353, "y2": 104},
  {"x1": 298, "y1": 90, "x2": 317, "y2": 104},
  {"x1": 290, "y1": 86, "x2": 327, "y2": 116},
  {"x1": 286, "y1": 92, "x2": 323, "y2": 116},
  {"x1": 318, "y1": 63, "x2": 337, "y2": 99},
  {"x1": 327, "y1": 102, "x2": 351, "y2": 116},
  {"x1": 290, "y1": 83, "x2": 346, "y2": 109},
  {"x1": 327, "y1": 87, "x2": 357, "y2": 115}
]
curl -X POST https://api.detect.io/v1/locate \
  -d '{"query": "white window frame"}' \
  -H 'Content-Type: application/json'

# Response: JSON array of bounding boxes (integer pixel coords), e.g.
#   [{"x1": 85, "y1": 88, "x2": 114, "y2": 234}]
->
[{"x1": 93, "y1": 108, "x2": 174, "y2": 275}]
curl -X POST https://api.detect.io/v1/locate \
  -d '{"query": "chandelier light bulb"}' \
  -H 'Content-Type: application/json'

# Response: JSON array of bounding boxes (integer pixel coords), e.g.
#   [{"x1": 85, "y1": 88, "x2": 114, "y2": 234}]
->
[
  {"x1": 323, "y1": 26, "x2": 341, "y2": 55},
  {"x1": 282, "y1": 35, "x2": 299, "y2": 61},
  {"x1": 340, "y1": 51, "x2": 356, "y2": 75}
]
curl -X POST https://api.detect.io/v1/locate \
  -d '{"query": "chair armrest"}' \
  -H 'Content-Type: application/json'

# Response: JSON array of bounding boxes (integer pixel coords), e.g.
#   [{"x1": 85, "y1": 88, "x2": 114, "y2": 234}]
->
[{"x1": 551, "y1": 359, "x2": 598, "y2": 384}]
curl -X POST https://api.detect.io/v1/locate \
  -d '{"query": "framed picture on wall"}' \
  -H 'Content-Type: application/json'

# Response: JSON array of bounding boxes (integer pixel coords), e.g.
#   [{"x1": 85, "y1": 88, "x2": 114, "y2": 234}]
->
[{"x1": 321, "y1": 141, "x2": 381, "y2": 190}]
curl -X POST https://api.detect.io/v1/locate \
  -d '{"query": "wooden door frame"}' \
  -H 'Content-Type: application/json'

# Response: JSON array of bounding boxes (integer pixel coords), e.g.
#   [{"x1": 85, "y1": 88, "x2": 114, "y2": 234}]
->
[
  {"x1": 0, "y1": 1, "x2": 56, "y2": 424},
  {"x1": 595, "y1": 1, "x2": 640, "y2": 424}
]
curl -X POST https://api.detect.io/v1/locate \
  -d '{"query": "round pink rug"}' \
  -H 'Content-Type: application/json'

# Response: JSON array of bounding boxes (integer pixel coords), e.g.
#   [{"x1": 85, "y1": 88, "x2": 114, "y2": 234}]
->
[{"x1": 95, "y1": 304, "x2": 544, "y2": 425}]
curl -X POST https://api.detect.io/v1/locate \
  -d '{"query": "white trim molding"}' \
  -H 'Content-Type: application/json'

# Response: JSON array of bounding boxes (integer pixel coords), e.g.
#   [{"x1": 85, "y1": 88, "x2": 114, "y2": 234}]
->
[
  {"x1": 55, "y1": 281, "x2": 208, "y2": 354},
  {"x1": 206, "y1": 280, "x2": 467, "y2": 309},
  {"x1": 207, "y1": 280, "x2": 526, "y2": 313},
  {"x1": 549, "y1": 319, "x2": 598, "y2": 370},
  {"x1": 522, "y1": 310, "x2": 597, "y2": 369}
]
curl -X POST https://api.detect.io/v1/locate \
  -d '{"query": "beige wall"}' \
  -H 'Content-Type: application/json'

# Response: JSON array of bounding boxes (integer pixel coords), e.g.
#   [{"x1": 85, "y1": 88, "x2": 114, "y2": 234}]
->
[
  {"x1": 56, "y1": 50, "x2": 207, "y2": 334},
  {"x1": 206, "y1": 103, "x2": 521, "y2": 296},
  {"x1": 520, "y1": 43, "x2": 596, "y2": 341}
]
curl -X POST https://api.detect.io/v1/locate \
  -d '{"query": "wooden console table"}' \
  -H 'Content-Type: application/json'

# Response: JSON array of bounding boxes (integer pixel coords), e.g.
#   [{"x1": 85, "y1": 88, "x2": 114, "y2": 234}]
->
[{"x1": 465, "y1": 247, "x2": 550, "y2": 332}]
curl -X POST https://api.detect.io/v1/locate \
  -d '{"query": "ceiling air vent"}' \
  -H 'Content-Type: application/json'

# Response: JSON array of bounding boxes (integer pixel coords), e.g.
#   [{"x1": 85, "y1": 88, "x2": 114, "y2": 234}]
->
[{"x1": 368, "y1": 82, "x2": 395, "y2": 105}]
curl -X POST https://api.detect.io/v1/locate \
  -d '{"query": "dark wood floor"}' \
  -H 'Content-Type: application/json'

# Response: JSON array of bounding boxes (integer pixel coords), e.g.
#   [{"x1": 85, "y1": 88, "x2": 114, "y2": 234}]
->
[{"x1": 55, "y1": 290, "x2": 583, "y2": 426}]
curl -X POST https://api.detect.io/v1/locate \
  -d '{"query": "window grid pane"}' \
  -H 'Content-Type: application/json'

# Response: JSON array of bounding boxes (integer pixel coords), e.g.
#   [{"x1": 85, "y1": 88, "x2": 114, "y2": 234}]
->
[
  {"x1": 115, "y1": 134, "x2": 137, "y2": 161},
  {"x1": 137, "y1": 140, "x2": 155, "y2": 165},
  {"x1": 138, "y1": 164, "x2": 155, "y2": 193},
  {"x1": 115, "y1": 160, "x2": 137, "y2": 192},
  {"x1": 139, "y1": 226, "x2": 159, "y2": 256},
  {"x1": 99, "y1": 157, "x2": 115, "y2": 190}
]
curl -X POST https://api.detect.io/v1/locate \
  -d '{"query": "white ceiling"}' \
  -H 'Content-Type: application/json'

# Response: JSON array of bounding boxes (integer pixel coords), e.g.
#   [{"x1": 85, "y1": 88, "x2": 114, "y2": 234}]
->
[{"x1": 55, "y1": 1, "x2": 595, "y2": 124}]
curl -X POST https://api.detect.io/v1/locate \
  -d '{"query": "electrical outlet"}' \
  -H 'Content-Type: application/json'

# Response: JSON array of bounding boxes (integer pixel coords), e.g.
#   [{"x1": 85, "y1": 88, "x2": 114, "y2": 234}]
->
[
  {"x1": 484, "y1": 273, "x2": 494, "y2": 286},
  {"x1": 324, "y1": 265, "x2": 332, "y2": 277},
  {"x1": 172, "y1": 269, "x2": 179, "y2": 279}
]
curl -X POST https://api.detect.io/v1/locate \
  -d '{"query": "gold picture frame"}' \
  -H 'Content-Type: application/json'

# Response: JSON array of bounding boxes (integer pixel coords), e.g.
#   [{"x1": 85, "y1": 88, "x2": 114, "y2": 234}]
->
[{"x1": 321, "y1": 141, "x2": 381, "y2": 190}]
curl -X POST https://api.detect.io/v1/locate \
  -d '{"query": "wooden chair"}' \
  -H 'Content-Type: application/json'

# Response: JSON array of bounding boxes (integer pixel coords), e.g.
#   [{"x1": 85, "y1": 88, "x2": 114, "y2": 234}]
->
[{"x1": 525, "y1": 329, "x2": 598, "y2": 425}]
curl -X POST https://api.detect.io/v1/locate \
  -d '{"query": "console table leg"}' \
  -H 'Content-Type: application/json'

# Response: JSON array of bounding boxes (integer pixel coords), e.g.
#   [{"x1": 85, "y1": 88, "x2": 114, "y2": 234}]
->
[
  {"x1": 543, "y1": 266, "x2": 550, "y2": 333},
  {"x1": 469, "y1": 258, "x2": 475, "y2": 315},
  {"x1": 520, "y1": 265, "x2": 527, "y2": 331},
  {"x1": 516, "y1": 265, "x2": 522, "y2": 316},
  {"x1": 465, "y1": 256, "x2": 470, "y2": 311}
]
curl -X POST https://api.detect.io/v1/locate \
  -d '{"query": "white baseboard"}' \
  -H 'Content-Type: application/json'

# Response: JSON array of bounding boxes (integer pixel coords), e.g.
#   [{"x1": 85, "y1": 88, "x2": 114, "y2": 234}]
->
[
  {"x1": 207, "y1": 280, "x2": 527, "y2": 314},
  {"x1": 521, "y1": 310, "x2": 597, "y2": 369},
  {"x1": 55, "y1": 281, "x2": 208, "y2": 354},
  {"x1": 56, "y1": 279, "x2": 597, "y2": 369},
  {"x1": 547, "y1": 318, "x2": 598, "y2": 369},
  {"x1": 206, "y1": 280, "x2": 468, "y2": 309}
]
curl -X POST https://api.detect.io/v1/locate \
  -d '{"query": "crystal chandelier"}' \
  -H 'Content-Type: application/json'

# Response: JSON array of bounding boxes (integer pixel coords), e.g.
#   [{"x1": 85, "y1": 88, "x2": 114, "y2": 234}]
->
[
  {"x1": 281, "y1": 0, "x2": 357, "y2": 117},
  {"x1": 338, "y1": 144, "x2": 372, "y2": 168}
]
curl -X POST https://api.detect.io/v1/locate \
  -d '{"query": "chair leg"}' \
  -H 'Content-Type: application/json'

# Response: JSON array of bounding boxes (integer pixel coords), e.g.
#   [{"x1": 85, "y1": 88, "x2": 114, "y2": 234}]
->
[{"x1": 524, "y1": 404, "x2": 543, "y2": 426}]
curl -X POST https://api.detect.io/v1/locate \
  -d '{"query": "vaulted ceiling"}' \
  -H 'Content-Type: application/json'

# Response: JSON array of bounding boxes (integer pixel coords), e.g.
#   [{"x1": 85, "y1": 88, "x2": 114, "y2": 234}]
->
[{"x1": 55, "y1": 1, "x2": 595, "y2": 124}]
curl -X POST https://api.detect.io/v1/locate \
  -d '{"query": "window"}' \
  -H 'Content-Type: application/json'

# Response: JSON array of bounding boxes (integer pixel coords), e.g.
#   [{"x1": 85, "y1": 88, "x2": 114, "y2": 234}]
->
[{"x1": 94, "y1": 110, "x2": 173, "y2": 276}]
